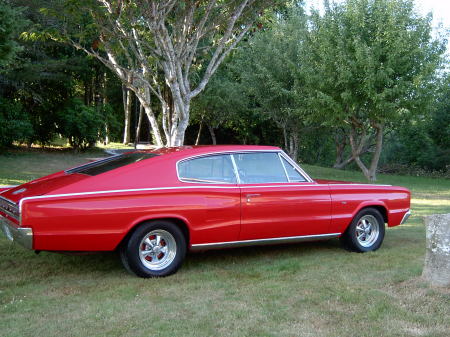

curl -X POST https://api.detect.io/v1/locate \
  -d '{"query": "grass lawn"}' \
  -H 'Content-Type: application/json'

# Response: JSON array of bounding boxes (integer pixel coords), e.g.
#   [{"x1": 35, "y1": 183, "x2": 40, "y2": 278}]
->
[{"x1": 1, "y1": 149, "x2": 449, "y2": 337}]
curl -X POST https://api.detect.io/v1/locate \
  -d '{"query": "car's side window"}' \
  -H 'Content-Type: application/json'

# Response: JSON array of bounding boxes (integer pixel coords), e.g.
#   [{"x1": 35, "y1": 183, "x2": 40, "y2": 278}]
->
[
  {"x1": 178, "y1": 154, "x2": 237, "y2": 184},
  {"x1": 233, "y1": 152, "x2": 288, "y2": 184},
  {"x1": 280, "y1": 156, "x2": 307, "y2": 182}
]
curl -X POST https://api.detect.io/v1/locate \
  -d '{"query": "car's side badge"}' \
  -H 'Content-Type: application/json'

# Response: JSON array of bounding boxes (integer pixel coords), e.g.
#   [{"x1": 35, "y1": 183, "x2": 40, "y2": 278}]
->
[{"x1": 12, "y1": 188, "x2": 27, "y2": 195}]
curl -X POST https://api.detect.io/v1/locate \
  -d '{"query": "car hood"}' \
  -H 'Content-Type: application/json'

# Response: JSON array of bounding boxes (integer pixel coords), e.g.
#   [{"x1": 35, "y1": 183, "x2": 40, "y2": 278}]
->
[{"x1": 0, "y1": 172, "x2": 88, "y2": 204}]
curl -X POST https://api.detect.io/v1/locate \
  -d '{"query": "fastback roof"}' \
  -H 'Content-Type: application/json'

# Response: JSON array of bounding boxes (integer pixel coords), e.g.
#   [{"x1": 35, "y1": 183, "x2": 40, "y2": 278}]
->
[{"x1": 142, "y1": 145, "x2": 281, "y2": 157}]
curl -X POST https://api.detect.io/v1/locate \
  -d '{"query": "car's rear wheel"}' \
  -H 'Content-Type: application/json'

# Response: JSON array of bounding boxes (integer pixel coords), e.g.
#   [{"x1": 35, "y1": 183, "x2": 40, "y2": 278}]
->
[
  {"x1": 341, "y1": 208, "x2": 385, "y2": 252},
  {"x1": 120, "y1": 220, "x2": 186, "y2": 277}
]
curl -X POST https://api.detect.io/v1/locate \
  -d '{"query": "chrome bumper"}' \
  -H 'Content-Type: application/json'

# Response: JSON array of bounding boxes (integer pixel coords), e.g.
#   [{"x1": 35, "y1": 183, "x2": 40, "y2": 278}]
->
[
  {"x1": 0, "y1": 216, "x2": 33, "y2": 249},
  {"x1": 400, "y1": 210, "x2": 412, "y2": 225}
]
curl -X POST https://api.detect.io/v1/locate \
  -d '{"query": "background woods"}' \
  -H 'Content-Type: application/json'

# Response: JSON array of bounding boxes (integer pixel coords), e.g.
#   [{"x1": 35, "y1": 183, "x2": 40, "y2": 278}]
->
[{"x1": 0, "y1": 0, "x2": 448, "y2": 180}]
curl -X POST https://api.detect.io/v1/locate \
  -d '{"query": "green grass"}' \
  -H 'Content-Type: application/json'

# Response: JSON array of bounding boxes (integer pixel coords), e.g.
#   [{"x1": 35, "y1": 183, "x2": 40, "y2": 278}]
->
[{"x1": 1, "y1": 150, "x2": 449, "y2": 337}]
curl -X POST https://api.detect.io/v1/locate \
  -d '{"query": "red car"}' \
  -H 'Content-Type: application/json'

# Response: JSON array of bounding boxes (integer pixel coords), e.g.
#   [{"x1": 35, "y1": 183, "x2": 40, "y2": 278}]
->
[{"x1": 1, "y1": 145, "x2": 411, "y2": 277}]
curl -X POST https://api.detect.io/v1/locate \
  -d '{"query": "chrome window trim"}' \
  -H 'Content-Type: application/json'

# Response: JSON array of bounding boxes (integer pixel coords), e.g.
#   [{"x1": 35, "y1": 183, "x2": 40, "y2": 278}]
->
[
  {"x1": 278, "y1": 153, "x2": 291, "y2": 182},
  {"x1": 278, "y1": 151, "x2": 313, "y2": 183},
  {"x1": 175, "y1": 150, "x2": 282, "y2": 185},
  {"x1": 65, "y1": 153, "x2": 122, "y2": 174},
  {"x1": 230, "y1": 154, "x2": 241, "y2": 184},
  {"x1": 176, "y1": 153, "x2": 238, "y2": 185},
  {"x1": 190, "y1": 232, "x2": 341, "y2": 251},
  {"x1": 278, "y1": 153, "x2": 308, "y2": 183},
  {"x1": 230, "y1": 151, "x2": 299, "y2": 185}
]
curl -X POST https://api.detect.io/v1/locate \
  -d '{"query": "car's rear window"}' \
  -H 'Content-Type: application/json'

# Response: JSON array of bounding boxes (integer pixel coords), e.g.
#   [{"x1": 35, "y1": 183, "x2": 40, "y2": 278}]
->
[{"x1": 66, "y1": 152, "x2": 159, "y2": 176}]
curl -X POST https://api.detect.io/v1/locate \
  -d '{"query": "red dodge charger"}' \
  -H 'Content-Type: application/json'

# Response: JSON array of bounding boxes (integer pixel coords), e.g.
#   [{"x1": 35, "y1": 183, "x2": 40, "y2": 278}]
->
[{"x1": 1, "y1": 145, "x2": 411, "y2": 277}]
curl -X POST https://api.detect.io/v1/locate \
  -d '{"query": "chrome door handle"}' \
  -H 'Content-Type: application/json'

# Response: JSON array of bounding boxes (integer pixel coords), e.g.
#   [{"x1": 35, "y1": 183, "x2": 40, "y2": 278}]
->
[{"x1": 245, "y1": 193, "x2": 261, "y2": 202}]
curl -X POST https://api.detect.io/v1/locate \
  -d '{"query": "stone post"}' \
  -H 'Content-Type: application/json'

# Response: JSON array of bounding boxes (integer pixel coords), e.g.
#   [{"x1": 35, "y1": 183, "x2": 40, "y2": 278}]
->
[{"x1": 422, "y1": 213, "x2": 450, "y2": 287}]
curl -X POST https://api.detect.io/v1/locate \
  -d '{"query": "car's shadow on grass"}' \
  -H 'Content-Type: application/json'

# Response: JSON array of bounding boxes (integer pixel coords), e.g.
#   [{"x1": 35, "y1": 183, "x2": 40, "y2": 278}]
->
[
  {"x1": 2, "y1": 238, "x2": 344, "y2": 279},
  {"x1": 183, "y1": 239, "x2": 344, "y2": 273}
]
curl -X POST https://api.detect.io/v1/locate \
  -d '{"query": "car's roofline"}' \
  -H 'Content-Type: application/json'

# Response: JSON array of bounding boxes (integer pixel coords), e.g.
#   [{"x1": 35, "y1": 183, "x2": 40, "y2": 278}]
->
[{"x1": 136, "y1": 145, "x2": 281, "y2": 156}]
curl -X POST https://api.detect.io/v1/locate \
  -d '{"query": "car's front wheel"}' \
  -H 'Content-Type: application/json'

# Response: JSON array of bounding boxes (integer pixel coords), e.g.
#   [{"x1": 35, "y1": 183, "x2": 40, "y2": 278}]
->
[
  {"x1": 341, "y1": 208, "x2": 385, "y2": 252},
  {"x1": 120, "y1": 220, "x2": 187, "y2": 277}
]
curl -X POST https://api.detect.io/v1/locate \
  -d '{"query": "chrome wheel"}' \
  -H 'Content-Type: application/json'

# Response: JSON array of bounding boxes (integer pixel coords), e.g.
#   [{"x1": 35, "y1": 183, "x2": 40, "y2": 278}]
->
[
  {"x1": 355, "y1": 215, "x2": 380, "y2": 248},
  {"x1": 139, "y1": 230, "x2": 177, "y2": 271}
]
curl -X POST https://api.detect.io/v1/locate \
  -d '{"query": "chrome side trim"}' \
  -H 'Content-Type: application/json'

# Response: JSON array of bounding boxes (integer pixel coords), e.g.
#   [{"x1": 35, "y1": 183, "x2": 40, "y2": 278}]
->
[
  {"x1": 0, "y1": 185, "x2": 18, "y2": 189},
  {"x1": 17, "y1": 182, "x2": 395, "y2": 212},
  {"x1": 190, "y1": 233, "x2": 341, "y2": 251},
  {"x1": 1, "y1": 216, "x2": 33, "y2": 249},
  {"x1": 240, "y1": 184, "x2": 318, "y2": 188},
  {"x1": 400, "y1": 210, "x2": 411, "y2": 225},
  {"x1": 328, "y1": 184, "x2": 393, "y2": 187},
  {"x1": 18, "y1": 185, "x2": 240, "y2": 211}
]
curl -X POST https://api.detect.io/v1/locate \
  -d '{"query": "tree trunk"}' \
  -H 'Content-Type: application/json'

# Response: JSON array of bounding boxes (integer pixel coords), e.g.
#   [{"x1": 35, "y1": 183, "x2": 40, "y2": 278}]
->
[
  {"x1": 333, "y1": 132, "x2": 353, "y2": 169},
  {"x1": 367, "y1": 122, "x2": 384, "y2": 181},
  {"x1": 282, "y1": 126, "x2": 288, "y2": 152},
  {"x1": 135, "y1": 104, "x2": 144, "y2": 145},
  {"x1": 288, "y1": 133, "x2": 299, "y2": 161},
  {"x1": 166, "y1": 94, "x2": 190, "y2": 146},
  {"x1": 207, "y1": 124, "x2": 217, "y2": 145},
  {"x1": 349, "y1": 122, "x2": 384, "y2": 182},
  {"x1": 122, "y1": 85, "x2": 132, "y2": 144},
  {"x1": 102, "y1": 72, "x2": 109, "y2": 145},
  {"x1": 104, "y1": 124, "x2": 110, "y2": 145},
  {"x1": 135, "y1": 86, "x2": 164, "y2": 147},
  {"x1": 422, "y1": 213, "x2": 450, "y2": 287},
  {"x1": 195, "y1": 118, "x2": 204, "y2": 145}
]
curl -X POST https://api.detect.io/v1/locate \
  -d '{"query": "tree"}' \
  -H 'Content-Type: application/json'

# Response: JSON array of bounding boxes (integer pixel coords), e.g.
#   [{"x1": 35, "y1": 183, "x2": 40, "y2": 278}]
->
[
  {"x1": 0, "y1": 99, "x2": 33, "y2": 147},
  {"x1": 191, "y1": 61, "x2": 247, "y2": 145},
  {"x1": 57, "y1": 99, "x2": 106, "y2": 150},
  {"x1": 307, "y1": 0, "x2": 445, "y2": 181},
  {"x1": 47, "y1": 0, "x2": 278, "y2": 147},
  {"x1": 231, "y1": 8, "x2": 314, "y2": 160},
  {"x1": 0, "y1": 1, "x2": 27, "y2": 69}
]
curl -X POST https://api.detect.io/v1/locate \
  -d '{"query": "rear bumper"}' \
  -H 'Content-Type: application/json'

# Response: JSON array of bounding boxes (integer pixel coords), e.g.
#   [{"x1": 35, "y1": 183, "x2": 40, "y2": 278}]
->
[
  {"x1": 400, "y1": 210, "x2": 411, "y2": 225},
  {"x1": 0, "y1": 216, "x2": 33, "y2": 249}
]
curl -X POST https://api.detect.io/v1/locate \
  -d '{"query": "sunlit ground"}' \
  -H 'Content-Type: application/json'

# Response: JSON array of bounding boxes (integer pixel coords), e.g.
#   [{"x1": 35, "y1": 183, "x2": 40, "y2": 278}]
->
[{"x1": 0, "y1": 149, "x2": 449, "y2": 337}]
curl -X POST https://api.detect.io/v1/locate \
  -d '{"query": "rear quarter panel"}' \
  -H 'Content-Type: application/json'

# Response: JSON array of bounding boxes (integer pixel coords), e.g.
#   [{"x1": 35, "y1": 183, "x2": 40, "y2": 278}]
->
[
  {"x1": 20, "y1": 186, "x2": 240, "y2": 251},
  {"x1": 328, "y1": 184, "x2": 410, "y2": 233}
]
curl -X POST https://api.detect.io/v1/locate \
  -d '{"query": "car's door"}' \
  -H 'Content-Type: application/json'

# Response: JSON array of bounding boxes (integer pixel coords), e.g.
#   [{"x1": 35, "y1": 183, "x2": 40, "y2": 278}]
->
[
  {"x1": 177, "y1": 153, "x2": 241, "y2": 244},
  {"x1": 233, "y1": 152, "x2": 332, "y2": 240}
]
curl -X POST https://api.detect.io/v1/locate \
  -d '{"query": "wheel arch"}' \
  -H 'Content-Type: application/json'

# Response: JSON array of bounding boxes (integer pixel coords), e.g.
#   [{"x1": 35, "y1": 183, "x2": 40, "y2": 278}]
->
[
  {"x1": 116, "y1": 215, "x2": 191, "y2": 250},
  {"x1": 340, "y1": 202, "x2": 389, "y2": 234},
  {"x1": 353, "y1": 203, "x2": 388, "y2": 225}
]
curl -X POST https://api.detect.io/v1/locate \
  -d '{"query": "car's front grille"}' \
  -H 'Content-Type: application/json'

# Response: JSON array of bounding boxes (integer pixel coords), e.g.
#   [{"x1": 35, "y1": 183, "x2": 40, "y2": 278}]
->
[{"x1": 0, "y1": 197, "x2": 19, "y2": 220}]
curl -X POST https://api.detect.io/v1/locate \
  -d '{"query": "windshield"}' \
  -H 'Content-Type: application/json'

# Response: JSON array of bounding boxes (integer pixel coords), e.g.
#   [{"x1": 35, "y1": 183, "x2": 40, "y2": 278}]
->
[{"x1": 66, "y1": 152, "x2": 159, "y2": 176}]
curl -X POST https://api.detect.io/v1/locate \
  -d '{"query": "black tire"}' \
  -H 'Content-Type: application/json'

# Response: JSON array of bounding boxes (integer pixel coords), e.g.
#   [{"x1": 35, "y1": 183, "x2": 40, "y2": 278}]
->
[
  {"x1": 340, "y1": 208, "x2": 385, "y2": 252},
  {"x1": 120, "y1": 220, "x2": 187, "y2": 277}
]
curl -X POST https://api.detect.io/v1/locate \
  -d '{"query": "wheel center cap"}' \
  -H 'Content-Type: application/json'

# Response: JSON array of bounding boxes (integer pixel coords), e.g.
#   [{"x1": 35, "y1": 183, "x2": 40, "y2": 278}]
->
[{"x1": 152, "y1": 246, "x2": 161, "y2": 254}]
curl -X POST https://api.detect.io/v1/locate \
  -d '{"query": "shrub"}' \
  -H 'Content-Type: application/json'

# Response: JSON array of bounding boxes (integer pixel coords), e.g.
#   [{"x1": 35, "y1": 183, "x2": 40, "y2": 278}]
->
[
  {"x1": 0, "y1": 98, "x2": 33, "y2": 147},
  {"x1": 57, "y1": 99, "x2": 104, "y2": 150}
]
